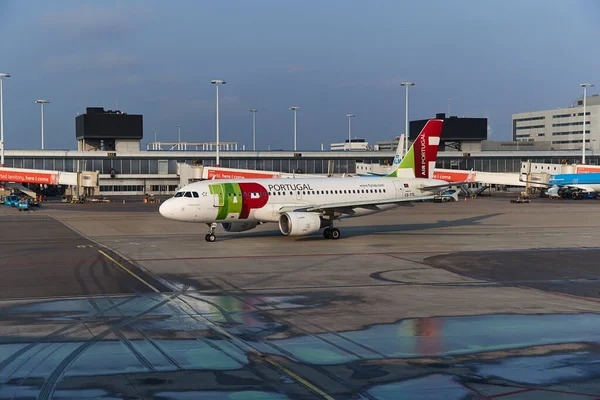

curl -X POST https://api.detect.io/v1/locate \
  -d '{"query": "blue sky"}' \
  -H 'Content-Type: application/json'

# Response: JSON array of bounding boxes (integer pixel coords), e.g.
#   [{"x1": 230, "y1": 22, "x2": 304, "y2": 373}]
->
[{"x1": 0, "y1": 0, "x2": 598, "y2": 150}]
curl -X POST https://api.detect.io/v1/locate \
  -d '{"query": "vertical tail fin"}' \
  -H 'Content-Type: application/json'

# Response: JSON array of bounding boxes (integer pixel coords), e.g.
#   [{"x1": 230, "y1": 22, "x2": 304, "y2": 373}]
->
[
  {"x1": 391, "y1": 134, "x2": 406, "y2": 167},
  {"x1": 386, "y1": 119, "x2": 443, "y2": 178}
]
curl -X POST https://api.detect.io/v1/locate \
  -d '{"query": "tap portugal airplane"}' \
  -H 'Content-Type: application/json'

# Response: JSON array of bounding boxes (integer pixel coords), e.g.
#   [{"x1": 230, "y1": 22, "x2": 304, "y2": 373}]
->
[{"x1": 159, "y1": 119, "x2": 451, "y2": 241}]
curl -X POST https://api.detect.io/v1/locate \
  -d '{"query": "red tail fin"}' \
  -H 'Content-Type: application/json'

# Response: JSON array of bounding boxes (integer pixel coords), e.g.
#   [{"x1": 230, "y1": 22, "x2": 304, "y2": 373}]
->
[{"x1": 387, "y1": 119, "x2": 443, "y2": 178}]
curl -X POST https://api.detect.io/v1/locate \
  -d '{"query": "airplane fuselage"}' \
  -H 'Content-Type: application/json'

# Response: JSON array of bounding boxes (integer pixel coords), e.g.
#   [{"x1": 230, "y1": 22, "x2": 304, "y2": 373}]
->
[
  {"x1": 549, "y1": 173, "x2": 600, "y2": 190},
  {"x1": 159, "y1": 176, "x2": 446, "y2": 224},
  {"x1": 548, "y1": 173, "x2": 600, "y2": 197}
]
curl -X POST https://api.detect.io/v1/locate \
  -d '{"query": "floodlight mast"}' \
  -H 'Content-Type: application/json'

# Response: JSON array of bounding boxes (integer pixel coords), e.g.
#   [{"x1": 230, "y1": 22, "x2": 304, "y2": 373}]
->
[
  {"x1": 289, "y1": 106, "x2": 299, "y2": 151},
  {"x1": 0, "y1": 73, "x2": 10, "y2": 167},
  {"x1": 400, "y1": 81, "x2": 415, "y2": 157},
  {"x1": 345, "y1": 114, "x2": 355, "y2": 151},
  {"x1": 211, "y1": 80, "x2": 226, "y2": 166},
  {"x1": 580, "y1": 83, "x2": 594, "y2": 165},
  {"x1": 36, "y1": 100, "x2": 50, "y2": 150}
]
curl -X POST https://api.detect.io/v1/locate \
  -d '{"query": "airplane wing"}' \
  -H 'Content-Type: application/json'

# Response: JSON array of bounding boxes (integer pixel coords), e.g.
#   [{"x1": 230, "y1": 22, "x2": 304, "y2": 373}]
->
[
  {"x1": 277, "y1": 196, "x2": 429, "y2": 214},
  {"x1": 420, "y1": 181, "x2": 470, "y2": 191}
]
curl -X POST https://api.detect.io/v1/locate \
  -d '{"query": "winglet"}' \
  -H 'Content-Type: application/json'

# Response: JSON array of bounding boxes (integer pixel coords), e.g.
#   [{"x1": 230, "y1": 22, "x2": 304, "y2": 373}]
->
[{"x1": 386, "y1": 119, "x2": 443, "y2": 178}]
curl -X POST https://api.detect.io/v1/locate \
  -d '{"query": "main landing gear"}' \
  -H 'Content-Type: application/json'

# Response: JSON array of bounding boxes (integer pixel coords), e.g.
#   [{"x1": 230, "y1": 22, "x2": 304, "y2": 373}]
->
[
  {"x1": 323, "y1": 227, "x2": 341, "y2": 240},
  {"x1": 205, "y1": 223, "x2": 217, "y2": 242}
]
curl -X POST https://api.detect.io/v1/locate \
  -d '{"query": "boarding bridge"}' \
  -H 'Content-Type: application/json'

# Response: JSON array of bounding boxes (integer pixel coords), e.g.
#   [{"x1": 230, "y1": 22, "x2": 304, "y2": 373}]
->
[
  {"x1": 0, "y1": 167, "x2": 99, "y2": 198},
  {"x1": 519, "y1": 162, "x2": 600, "y2": 176},
  {"x1": 176, "y1": 164, "x2": 324, "y2": 188}
]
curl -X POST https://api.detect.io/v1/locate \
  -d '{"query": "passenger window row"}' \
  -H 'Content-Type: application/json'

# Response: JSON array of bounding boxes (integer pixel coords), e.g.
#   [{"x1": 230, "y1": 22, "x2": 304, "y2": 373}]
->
[
  {"x1": 267, "y1": 188, "x2": 387, "y2": 195},
  {"x1": 174, "y1": 188, "x2": 387, "y2": 198}
]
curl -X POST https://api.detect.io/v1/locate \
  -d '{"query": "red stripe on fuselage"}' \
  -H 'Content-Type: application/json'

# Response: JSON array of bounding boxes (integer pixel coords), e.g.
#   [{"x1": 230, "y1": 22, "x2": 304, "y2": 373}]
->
[{"x1": 238, "y1": 182, "x2": 269, "y2": 219}]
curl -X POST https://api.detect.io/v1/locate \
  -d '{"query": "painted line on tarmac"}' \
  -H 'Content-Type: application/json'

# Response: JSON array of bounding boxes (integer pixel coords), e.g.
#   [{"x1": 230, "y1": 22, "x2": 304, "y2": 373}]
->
[
  {"x1": 98, "y1": 250, "x2": 160, "y2": 293},
  {"x1": 131, "y1": 250, "x2": 463, "y2": 262},
  {"x1": 186, "y1": 303, "x2": 335, "y2": 400},
  {"x1": 263, "y1": 358, "x2": 336, "y2": 400},
  {"x1": 130, "y1": 246, "x2": 600, "y2": 263}
]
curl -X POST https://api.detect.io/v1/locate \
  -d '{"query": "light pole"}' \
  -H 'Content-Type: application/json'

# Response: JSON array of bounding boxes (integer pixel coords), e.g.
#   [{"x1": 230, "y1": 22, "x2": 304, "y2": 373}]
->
[
  {"x1": 0, "y1": 72, "x2": 10, "y2": 167},
  {"x1": 289, "y1": 106, "x2": 299, "y2": 151},
  {"x1": 346, "y1": 114, "x2": 355, "y2": 151},
  {"x1": 250, "y1": 109, "x2": 258, "y2": 151},
  {"x1": 211, "y1": 79, "x2": 226, "y2": 166},
  {"x1": 400, "y1": 81, "x2": 415, "y2": 157},
  {"x1": 176, "y1": 124, "x2": 182, "y2": 149},
  {"x1": 35, "y1": 100, "x2": 49, "y2": 150},
  {"x1": 580, "y1": 83, "x2": 594, "y2": 165}
]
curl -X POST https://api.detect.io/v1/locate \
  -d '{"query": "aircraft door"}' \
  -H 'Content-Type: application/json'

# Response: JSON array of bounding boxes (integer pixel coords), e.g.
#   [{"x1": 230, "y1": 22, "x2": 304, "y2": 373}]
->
[
  {"x1": 212, "y1": 184, "x2": 225, "y2": 207},
  {"x1": 392, "y1": 181, "x2": 404, "y2": 198},
  {"x1": 296, "y1": 190, "x2": 302, "y2": 200}
]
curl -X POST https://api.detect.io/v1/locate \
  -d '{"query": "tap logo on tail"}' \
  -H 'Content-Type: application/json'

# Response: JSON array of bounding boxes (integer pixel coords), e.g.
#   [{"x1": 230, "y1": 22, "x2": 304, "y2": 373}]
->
[{"x1": 386, "y1": 119, "x2": 443, "y2": 179}]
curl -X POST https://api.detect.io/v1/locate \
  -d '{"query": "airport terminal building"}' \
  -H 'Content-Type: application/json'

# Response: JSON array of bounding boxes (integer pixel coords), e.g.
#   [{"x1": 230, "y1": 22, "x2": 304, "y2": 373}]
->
[
  {"x1": 2, "y1": 108, "x2": 599, "y2": 196},
  {"x1": 512, "y1": 95, "x2": 600, "y2": 151},
  {"x1": 3, "y1": 148, "x2": 598, "y2": 196}
]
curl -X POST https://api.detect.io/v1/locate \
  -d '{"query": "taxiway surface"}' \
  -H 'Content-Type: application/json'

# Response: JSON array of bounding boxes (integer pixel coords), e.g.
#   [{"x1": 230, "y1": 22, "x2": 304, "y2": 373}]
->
[{"x1": 1, "y1": 197, "x2": 600, "y2": 399}]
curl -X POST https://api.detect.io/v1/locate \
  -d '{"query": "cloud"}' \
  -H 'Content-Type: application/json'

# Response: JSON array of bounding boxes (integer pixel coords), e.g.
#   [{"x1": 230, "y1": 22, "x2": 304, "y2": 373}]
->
[
  {"x1": 287, "y1": 64, "x2": 313, "y2": 73},
  {"x1": 38, "y1": 5, "x2": 152, "y2": 39},
  {"x1": 43, "y1": 51, "x2": 138, "y2": 72}
]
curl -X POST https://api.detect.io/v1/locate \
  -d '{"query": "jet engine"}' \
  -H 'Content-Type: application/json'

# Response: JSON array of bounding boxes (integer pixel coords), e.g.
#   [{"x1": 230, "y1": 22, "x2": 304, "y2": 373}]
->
[
  {"x1": 221, "y1": 221, "x2": 259, "y2": 232},
  {"x1": 278, "y1": 212, "x2": 322, "y2": 236}
]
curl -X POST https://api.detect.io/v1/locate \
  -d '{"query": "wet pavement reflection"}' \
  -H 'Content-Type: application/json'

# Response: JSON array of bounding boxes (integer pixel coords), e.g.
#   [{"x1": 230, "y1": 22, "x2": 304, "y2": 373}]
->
[{"x1": 1, "y1": 293, "x2": 600, "y2": 399}]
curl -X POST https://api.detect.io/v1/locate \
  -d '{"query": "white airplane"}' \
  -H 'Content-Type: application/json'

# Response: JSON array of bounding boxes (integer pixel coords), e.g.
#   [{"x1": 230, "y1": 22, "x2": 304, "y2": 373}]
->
[{"x1": 159, "y1": 119, "x2": 451, "y2": 241}]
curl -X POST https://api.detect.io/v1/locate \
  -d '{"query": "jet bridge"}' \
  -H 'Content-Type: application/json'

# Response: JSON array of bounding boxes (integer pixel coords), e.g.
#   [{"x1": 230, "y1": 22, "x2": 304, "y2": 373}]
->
[{"x1": 0, "y1": 167, "x2": 99, "y2": 199}]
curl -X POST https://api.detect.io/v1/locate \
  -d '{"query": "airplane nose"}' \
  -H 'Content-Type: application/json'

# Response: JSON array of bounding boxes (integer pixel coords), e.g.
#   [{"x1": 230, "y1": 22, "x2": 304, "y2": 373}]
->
[{"x1": 159, "y1": 199, "x2": 174, "y2": 219}]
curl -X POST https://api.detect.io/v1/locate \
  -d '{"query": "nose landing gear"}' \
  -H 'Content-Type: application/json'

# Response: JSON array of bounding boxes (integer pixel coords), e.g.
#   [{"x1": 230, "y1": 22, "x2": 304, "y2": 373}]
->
[{"x1": 205, "y1": 223, "x2": 217, "y2": 242}]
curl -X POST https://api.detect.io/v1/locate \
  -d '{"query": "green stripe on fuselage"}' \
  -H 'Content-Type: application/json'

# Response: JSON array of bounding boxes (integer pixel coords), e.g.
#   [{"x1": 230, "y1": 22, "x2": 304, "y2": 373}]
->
[{"x1": 209, "y1": 183, "x2": 242, "y2": 220}]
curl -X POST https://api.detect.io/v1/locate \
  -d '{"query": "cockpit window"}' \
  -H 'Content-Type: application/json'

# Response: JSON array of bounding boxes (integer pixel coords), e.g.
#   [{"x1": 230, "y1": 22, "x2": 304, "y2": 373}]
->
[
  {"x1": 174, "y1": 192, "x2": 183, "y2": 198},
  {"x1": 192, "y1": 192, "x2": 199, "y2": 198},
  {"x1": 184, "y1": 192, "x2": 192, "y2": 198}
]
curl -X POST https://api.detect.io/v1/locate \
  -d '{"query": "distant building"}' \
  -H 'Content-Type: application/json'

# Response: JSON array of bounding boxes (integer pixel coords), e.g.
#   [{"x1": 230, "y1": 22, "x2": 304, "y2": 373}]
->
[
  {"x1": 375, "y1": 136, "x2": 402, "y2": 151},
  {"x1": 512, "y1": 95, "x2": 600, "y2": 151},
  {"x1": 376, "y1": 113, "x2": 488, "y2": 152},
  {"x1": 410, "y1": 113, "x2": 487, "y2": 151},
  {"x1": 330, "y1": 138, "x2": 370, "y2": 151},
  {"x1": 76, "y1": 107, "x2": 143, "y2": 152}
]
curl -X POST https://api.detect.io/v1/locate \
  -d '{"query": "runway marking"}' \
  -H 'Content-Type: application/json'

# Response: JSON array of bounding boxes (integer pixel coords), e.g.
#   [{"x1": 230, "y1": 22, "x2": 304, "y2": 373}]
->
[{"x1": 98, "y1": 250, "x2": 160, "y2": 293}]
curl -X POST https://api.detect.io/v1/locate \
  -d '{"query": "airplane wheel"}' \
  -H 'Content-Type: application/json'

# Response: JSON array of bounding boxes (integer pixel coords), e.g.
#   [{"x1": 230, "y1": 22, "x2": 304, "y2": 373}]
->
[
  {"x1": 330, "y1": 228, "x2": 341, "y2": 240},
  {"x1": 323, "y1": 228, "x2": 331, "y2": 239},
  {"x1": 206, "y1": 234, "x2": 216, "y2": 242}
]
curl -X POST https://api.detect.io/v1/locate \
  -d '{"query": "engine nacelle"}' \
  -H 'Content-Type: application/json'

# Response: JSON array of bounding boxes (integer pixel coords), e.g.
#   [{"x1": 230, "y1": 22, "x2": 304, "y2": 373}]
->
[
  {"x1": 221, "y1": 221, "x2": 259, "y2": 232},
  {"x1": 279, "y1": 212, "x2": 322, "y2": 236}
]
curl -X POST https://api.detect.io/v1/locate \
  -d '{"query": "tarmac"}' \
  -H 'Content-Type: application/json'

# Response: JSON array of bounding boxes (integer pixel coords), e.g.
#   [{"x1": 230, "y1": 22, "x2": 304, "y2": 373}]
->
[{"x1": 1, "y1": 196, "x2": 600, "y2": 399}]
